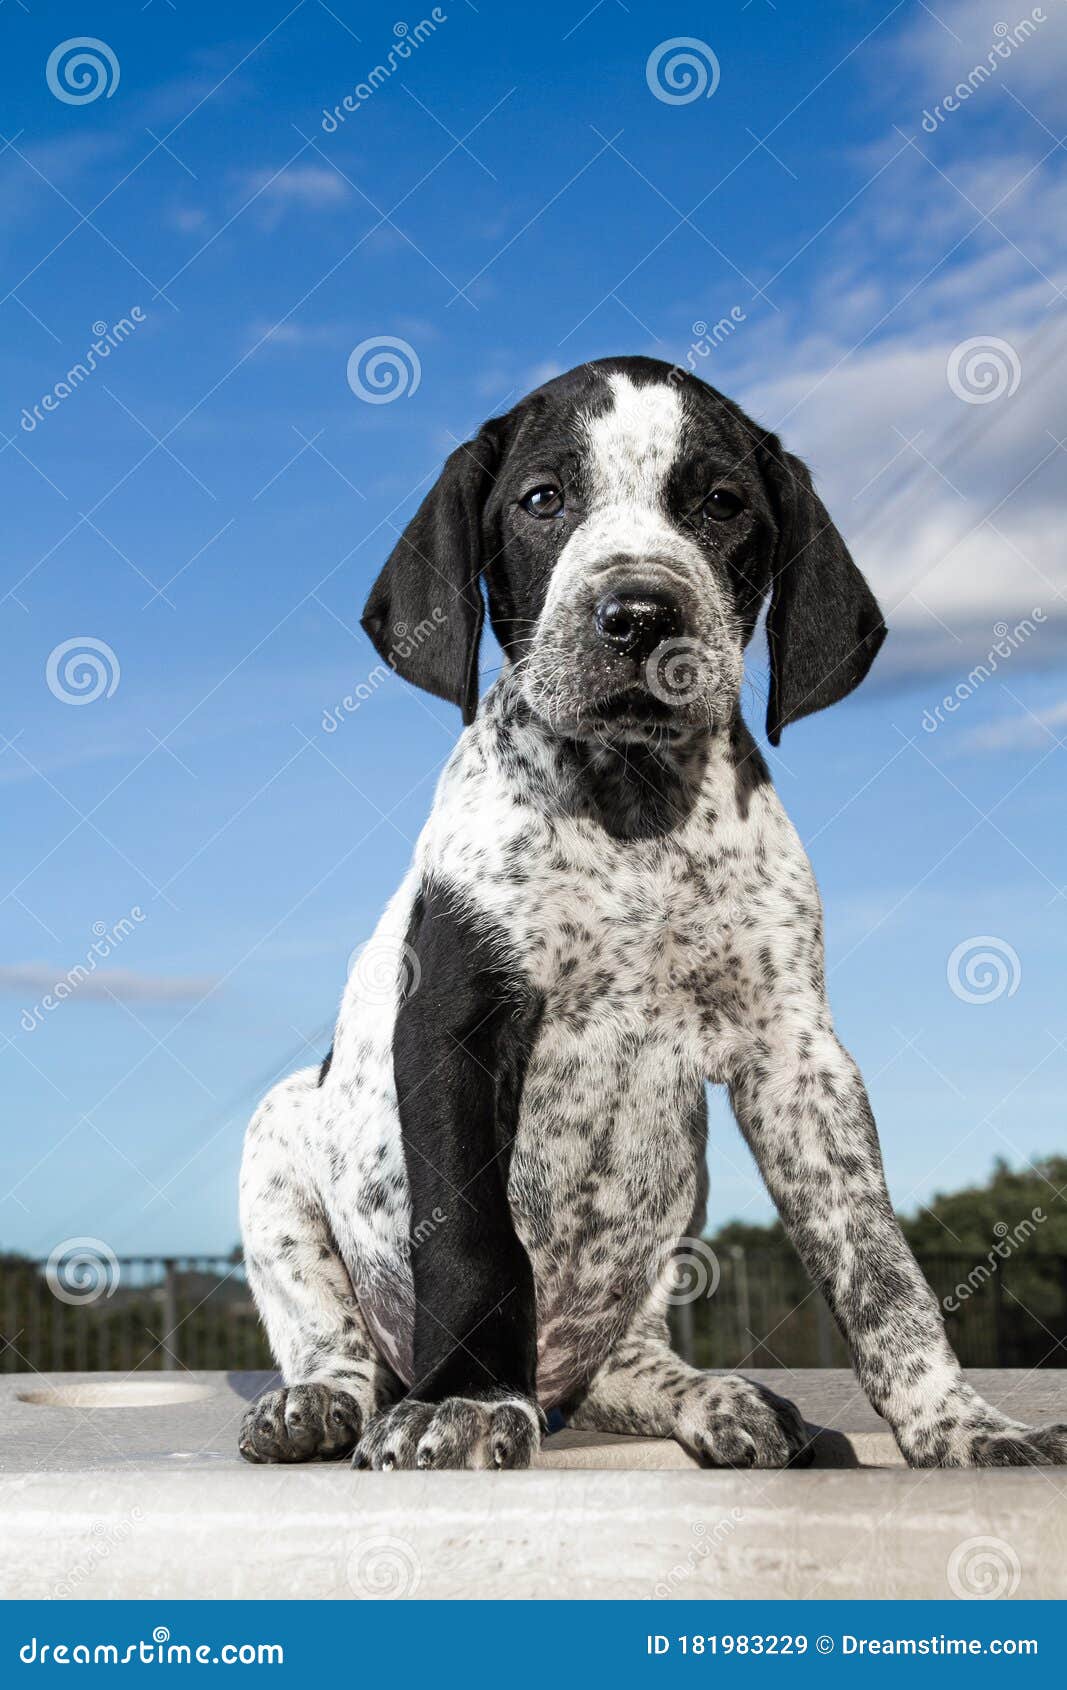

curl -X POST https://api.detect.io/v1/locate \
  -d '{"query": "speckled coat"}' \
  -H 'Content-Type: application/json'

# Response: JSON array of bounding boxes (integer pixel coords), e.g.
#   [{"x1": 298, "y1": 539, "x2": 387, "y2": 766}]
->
[{"x1": 239, "y1": 358, "x2": 1067, "y2": 1472}]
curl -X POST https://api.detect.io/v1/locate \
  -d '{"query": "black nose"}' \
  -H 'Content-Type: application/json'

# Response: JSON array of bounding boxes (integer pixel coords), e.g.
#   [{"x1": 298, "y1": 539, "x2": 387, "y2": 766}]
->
[{"x1": 594, "y1": 589, "x2": 683, "y2": 661}]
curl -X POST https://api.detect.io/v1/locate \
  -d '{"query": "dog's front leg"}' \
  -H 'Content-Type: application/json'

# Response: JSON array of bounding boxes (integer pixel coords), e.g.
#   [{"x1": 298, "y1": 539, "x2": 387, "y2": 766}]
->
[
  {"x1": 353, "y1": 884, "x2": 544, "y2": 1471},
  {"x1": 728, "y1": 1012, "x2": 1067, "y2": 1466},
  {"x1": 568, "y1": 1311, "x2": 814, "y2": 1467}
]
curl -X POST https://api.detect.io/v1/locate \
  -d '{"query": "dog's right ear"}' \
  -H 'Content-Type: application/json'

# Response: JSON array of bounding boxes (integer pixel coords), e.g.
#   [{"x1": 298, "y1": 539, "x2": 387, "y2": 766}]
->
[
  {"x1": 761, "y1": 436, "x2": 886, "y2": 746},
  {"x1": 361, "y1": 425, "x2": 501, "y2": 725}
]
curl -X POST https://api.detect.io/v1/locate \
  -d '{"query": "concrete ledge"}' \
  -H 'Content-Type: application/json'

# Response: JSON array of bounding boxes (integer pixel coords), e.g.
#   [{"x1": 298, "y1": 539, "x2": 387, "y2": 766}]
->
[{"x1": 2, "y1": 1370, "x2": 1065, "y2": 1600}]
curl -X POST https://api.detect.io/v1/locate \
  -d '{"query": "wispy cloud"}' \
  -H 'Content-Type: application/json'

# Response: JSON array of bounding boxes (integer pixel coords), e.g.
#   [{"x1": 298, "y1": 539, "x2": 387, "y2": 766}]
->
[
  {"x1": 959, "y1": 698, "x2": 1067, "y2": 753},
  {"x1": 0, "y1": 966, "x2": 218, "y2": 1004},
  {"x1": 248, "y1": 318, "x2": 350, "y2": 350},
  {"x1": 665, "y1": 0, "x2": 1067, "y2": 692},
  {"x1": 891, "y1": 0, "x2": 1067, "y2": 115},
  {"x1": 244, "y1": 164, "x2": 348, "y2": 212}
]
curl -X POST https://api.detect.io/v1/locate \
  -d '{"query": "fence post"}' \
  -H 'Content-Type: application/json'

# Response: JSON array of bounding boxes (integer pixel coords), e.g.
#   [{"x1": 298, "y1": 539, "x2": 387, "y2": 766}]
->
[
  {"x1": 161, "y1": 1261, "x2": 180, "y2": 1368},
  {"x1": 815, "y1": 1294, "x2": 835, "y2": 1366},
  {"x1": 993, "y1": 1261, "x2": 1007, "y2": 1368},
  {"x1": 733, "y1": 1246, "x2": 750, "y2": 1363},
  {"x1": 674, "y1": 1296, "x2": 695, "y2": 1364}
]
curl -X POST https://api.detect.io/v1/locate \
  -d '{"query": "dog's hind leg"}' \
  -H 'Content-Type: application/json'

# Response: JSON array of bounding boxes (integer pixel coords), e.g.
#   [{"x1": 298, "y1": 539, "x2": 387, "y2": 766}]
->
[
  {"x1": 238, "y1": 1067, "x2": 400, "y2": 1463},
  {"x1": 566, "y1": 1309, "x2": 813, "y2": 1468}
]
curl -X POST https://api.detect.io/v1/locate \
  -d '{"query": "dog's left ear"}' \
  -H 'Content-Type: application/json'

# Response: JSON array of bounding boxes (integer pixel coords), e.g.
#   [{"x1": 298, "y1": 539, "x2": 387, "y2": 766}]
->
[
  {"x1": 362, "y1": 425, "x2": 501, "y2": 724},
  {"x1": 762, "y1": 438, "x2": 886, "y2": 745}
]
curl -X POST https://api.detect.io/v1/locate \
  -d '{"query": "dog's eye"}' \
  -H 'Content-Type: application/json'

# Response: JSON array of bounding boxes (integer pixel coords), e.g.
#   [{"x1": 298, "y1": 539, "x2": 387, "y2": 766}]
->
[
  {"x1": 521, "y1": 484, "x2": 565, "y2": 518},
  {"x1": 701, "y1": 488, "x2": 744, "y2": 522}
]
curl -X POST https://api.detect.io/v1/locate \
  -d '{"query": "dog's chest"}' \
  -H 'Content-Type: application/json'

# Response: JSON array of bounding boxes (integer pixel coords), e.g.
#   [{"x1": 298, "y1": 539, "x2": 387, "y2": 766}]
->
[
  {"x1": 503, "y1": 811, "x2": 753, "y2": 1036},
  {"x1": 492, "y1": 823, "x2": 749, "y2": 1399},
  {"x1": 508, "y1": 1020, "x2": 703, "y2": 1404}
]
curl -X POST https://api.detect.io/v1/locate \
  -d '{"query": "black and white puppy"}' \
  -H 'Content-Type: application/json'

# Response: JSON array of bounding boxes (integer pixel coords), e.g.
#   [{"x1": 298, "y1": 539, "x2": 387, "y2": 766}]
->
[{"x1": 239, "y1": 356, "x2": 1066, "y2": 1471}]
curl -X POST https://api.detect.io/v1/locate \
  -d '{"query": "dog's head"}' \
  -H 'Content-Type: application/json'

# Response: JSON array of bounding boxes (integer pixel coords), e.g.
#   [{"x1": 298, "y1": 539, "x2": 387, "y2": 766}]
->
[{"x1": 362, "y1": 357, "x2": 885, "y2": 745}]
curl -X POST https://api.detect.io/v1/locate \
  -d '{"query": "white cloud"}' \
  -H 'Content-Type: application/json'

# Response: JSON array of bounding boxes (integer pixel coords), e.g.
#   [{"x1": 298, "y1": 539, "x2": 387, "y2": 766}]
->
[
  {"x1": 242, "y1": 164, "x2": 348, "y2": 224},
  {"x1": 664, "y1": 6, "x2": 1067, "y2": 691},
  {"x1": 958, "y1": 697, "x2": 1067, "y2": 752},
  {"x1": 0, "y1": 965, "x2": 217, "y2": 1004},
  {"x1": 247, "y1": 318, "x2": 349, "y2": 350},
  {"x1": 890, "y1": 0, "x2": 1067, "y2": 120},
  {"x1": 168, "y1": 205, "x2": 208, "y2": 234}
]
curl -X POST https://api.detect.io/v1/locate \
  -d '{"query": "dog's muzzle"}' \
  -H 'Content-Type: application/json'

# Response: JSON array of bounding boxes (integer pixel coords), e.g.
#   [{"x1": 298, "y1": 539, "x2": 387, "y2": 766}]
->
[{"x1": 593, "y1": 586, "x2": 683, "y2": 663}]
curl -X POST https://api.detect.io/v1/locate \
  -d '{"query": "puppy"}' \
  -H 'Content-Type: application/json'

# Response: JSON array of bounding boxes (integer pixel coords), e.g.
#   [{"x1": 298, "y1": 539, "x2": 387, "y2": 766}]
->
[{"x1": 239, "y1": 356, "x2": 1066, "y2": 1470}]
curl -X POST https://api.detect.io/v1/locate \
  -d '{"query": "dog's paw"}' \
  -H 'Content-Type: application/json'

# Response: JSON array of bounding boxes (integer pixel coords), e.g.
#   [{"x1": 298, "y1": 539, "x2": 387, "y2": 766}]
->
[
  {"x1": 238, "y1": 1383, "x2": 363, "y2": 1463},
  {"x1": 971, "y1": 1424, "x2": 1067, "y2": 1466},
  {"x1": 676, "y1": 1374, "x2": 815, "y2": 1469},
  {"x1": 353, "y1": 1395, "x2": 541, "y2": 1471},
  {"x1": 913, "y1": 1420, "x2": 1067, "y2": 1468}
]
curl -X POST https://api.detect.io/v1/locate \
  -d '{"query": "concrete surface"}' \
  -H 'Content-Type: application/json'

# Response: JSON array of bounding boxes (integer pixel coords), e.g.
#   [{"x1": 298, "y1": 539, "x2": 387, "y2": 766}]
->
[{"x1": 1, "y1": 1369, "x2": 1065, "y2": 1600}]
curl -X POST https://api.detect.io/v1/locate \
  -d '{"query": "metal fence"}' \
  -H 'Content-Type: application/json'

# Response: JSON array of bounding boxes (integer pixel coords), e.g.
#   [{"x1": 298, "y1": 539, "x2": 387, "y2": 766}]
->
[
  {"x1": 2, "y1": 1246, "x2": 1065, "y2": 1375},
  {"x1": 0, "y1": 1255, "x2": 271, "y2": 1375},
  {"x1": 669, "y1": 1247, "x2": 1067, "y2": 1372}
]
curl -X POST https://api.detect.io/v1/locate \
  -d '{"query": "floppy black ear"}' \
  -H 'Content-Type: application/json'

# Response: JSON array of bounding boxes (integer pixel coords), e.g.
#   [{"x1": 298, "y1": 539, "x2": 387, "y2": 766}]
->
[
  {"x1": 361, "y1": 426, "x2": 500, "y2": 724},
  {"x1": 763, "y1": 441, "x2": 886, "y2": 746}
]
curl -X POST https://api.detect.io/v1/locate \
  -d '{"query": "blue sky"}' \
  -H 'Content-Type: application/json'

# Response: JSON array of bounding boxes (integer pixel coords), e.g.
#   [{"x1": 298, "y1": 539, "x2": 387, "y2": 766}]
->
[{"x1": 1, "y1": 0, "x2": 1065, "y2": 1258}]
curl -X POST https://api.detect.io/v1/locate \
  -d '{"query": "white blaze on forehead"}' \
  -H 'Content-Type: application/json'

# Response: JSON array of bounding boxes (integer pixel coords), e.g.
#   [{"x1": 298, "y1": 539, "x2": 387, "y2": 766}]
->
[
  {"x1": 581, "y1": 373, "x2": 684, "y2": 512},
  {"x1": 537, "y1": 370, "x2": 702, "y2": 625}
]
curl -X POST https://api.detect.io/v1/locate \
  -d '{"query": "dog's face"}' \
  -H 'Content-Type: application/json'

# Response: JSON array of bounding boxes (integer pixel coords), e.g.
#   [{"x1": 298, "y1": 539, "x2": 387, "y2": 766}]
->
[
  {"x1": 481, "y1": 367, "x2": 765, "y2": 742},
  {"x1": 363, "y1": 357, "x2": 886, "y2": 746}
]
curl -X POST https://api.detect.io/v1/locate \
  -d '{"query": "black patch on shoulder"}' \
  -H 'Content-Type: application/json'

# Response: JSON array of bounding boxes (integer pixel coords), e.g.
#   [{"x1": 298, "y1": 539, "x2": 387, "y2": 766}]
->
[{"x1": 317, "y1": 1046, "x2": 333, "y2": 1086}]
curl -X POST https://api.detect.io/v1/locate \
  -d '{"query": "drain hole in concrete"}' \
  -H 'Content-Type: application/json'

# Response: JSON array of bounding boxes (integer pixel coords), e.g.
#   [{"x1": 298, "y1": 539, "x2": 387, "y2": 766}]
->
[{"x1": 18, "y1": 1382, "x2": 212, "y2": 1409}]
